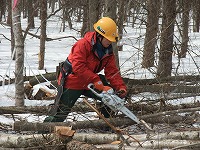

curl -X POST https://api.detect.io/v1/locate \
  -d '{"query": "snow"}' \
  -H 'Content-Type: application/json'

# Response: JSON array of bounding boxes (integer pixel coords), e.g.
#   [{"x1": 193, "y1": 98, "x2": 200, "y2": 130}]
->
[{"x1": 1, "y1": 13, "x2": 200, "y2": 127}]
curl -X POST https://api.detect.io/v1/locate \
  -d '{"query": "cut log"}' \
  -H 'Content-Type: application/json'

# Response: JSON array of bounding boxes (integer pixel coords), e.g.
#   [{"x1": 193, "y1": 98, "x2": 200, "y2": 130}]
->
[
  {"x1": 32, "y1": 86, "x2": 56, "y2": 100},
  {"x1": 54, "y1": 126, "x2": 75, "y2": 137}
]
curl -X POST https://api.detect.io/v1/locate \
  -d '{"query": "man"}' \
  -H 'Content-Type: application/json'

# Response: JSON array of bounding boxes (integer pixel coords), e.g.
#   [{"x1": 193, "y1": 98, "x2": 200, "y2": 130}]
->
[{"x1": 44, "y1": 17, "x2": 127, "y2": 122}]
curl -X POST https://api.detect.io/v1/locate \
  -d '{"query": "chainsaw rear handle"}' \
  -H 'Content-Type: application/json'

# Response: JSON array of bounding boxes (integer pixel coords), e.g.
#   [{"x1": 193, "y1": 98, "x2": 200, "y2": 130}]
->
[{"x1": 87, "y1": 83, "x2": 104, "y2": 98}]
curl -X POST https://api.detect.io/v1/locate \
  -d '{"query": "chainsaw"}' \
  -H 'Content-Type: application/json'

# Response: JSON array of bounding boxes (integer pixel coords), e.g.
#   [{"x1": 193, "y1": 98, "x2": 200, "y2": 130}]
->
[{"x1": 87, "y1": 83, "x2": 152, "y2": 130}]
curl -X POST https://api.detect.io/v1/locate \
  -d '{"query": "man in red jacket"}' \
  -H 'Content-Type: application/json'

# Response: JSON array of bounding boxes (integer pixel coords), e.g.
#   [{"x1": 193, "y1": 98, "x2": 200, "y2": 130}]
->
[{"x1": 44, "y1": 17, "x2": 127, "y2": 122}]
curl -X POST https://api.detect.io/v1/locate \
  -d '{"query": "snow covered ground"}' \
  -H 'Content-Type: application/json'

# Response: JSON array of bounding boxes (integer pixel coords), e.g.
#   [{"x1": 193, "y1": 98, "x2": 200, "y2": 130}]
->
[{"x1": 1, "y1": 13, "x2": 200, "y2": 127}]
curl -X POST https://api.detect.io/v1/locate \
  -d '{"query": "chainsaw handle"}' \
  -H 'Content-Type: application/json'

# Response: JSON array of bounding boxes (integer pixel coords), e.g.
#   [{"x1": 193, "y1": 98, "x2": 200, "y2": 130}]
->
[{"x1": 87, "y1": 83, "x2": 103, "y2": 98}]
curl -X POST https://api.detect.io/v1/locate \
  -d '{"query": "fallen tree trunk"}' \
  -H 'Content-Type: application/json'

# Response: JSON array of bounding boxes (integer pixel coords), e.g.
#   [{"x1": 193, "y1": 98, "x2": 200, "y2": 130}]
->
[
  {"x1": 129, "y1": 84, "x2": 200, "y2": 93},
  {"x1": 0, "y1": 106, "x2": 48, "y2": 115},
  {"x1": 96, "y1": 140, "x2": 200, "y2": 150},
  {"x1": 13, "y1": 113, "x2": 195, "y2": 132},
  {"x1": 0, "y1": 102, "x2": 94, "y2": 115},
  {"x1": 66, "y1": 140, "x2": 99, "y2": 150},
  {"x1": 27, "y1": 72, "x2": 200, "y2": 87},
  {"x1": 0, "y1": 100, "x2": 199, "y2": 116},
  {"x1": 1, "y1": 131, "x2": 200, "y2": 149},
  {"x1": 28, "y1": 72, "x2": 57, "y2": 87}
]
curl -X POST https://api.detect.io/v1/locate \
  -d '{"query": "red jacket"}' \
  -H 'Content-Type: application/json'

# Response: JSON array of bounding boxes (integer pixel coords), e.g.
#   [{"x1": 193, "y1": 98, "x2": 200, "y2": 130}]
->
[{"x1": 62, "y1": 31, "x2": 126, "y2": 91}]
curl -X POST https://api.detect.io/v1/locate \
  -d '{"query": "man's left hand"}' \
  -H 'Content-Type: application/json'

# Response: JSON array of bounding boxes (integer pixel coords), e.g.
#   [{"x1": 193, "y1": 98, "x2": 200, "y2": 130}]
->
[{"x1": 117, "y1": 88, "x2": 127, "y2": 99}]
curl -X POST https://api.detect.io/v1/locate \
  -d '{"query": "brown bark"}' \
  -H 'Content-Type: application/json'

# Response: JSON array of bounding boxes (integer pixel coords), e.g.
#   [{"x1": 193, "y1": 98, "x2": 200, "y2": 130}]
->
[
  {"x1": 80, "y1": 1, "x2": 89, "y2": 37},
  {"x1": 157, "y1": 0, "x2": 176, "y2": 77},
  {"x1": 129, "y1": 84, "x2": 200, "y2": 94},
  {"x1": 1, "y1": 101, "x2": 199, "y2": 116},
  {"x1": 13, "y1": 113, "x2": 195, "y2": 132},
  {"x1": 89, "y1": 0, "x2": 99, "y2": 31},
  {"x1": 179, "y1": 0, "x2": 191, "y2": 58},
  {"x1": 0, "y1": 103, "x2": 94, "y2": 115},
  {"x1": 27, "y1": 0, "x2": 35, "y2": 29},
  {"x1": 192, "y1": 0, "x2": 200, "y2": 32},
  {"x1": 142, "y1": 0, "x2": 160, "y2": 68},
  {"x1": 2, "y1": 72, "x2": 200, "y2": 87},
  {"x1": 28, "y1": 72, "x2": 57, "y2": 87},
  {"x1": 38, "y1": 0, "x2": 47, "y2": 70}
]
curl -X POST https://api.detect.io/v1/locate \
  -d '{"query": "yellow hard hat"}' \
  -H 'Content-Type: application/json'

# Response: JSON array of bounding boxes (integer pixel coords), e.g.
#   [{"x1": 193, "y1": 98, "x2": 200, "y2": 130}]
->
[{"x1": 94, "y1": 17, "x2": 118, "y2": 42}]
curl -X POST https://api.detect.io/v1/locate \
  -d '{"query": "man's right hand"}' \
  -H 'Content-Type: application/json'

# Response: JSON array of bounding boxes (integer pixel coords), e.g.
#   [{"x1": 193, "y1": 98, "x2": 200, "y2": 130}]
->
[{"x1": 94, "y1": 81, "x2": 104, "y2": 91}]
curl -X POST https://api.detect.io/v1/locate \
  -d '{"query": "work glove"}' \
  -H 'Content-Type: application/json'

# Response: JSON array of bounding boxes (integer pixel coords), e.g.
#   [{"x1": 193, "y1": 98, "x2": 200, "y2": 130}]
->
[
  {"x1": 117, "y1": 88, "x2": 127, "y2": 99},
  {"x1": 94, "y1": 81, "x2": 104, "y2": 91}
]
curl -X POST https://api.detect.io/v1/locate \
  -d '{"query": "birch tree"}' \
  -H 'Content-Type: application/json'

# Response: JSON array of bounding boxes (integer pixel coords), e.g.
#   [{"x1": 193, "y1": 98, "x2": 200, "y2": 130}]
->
[{"x1": 12, "y1": 0, "x2": 25, "y2": 106}]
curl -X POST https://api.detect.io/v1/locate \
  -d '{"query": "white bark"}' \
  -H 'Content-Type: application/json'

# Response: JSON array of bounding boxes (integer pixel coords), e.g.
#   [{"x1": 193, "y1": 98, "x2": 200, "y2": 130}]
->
[
  {"x1": 96, "y1": 140, "x2": 200, "y2": 149},
  {"x1": 12, "y1": 0, "x2": 25, "y2": 106},
  {"x1": 1, "y1": 131, "x2": 200, "y2": 149}
]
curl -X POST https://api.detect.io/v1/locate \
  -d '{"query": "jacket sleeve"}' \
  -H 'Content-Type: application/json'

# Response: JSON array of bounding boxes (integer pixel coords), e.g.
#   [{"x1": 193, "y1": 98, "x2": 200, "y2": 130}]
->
[
  {"x1": 70, "y1": 40, "x2": 100, "y2": 84},
  {"x1": 104, "y1": 55, "x2": 127, "y2": 91}
]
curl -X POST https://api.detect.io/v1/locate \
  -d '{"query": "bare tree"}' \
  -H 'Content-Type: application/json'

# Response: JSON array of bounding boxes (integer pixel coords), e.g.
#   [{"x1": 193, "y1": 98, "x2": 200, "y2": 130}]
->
[
  {"x1": 27, "y1": 0, "x2": 35, "y2": 29},
  {"x1": 38, "y1": 0, "x2": 47, "y2": 70},
  {"x1": 117, "y1": 0, "x2": 125, "y2": 51},
  {"x1": 157, "y1": 0, "x2": 176, "y2": 78},
  {"x1": 192, "y1": 0, "x2": 200, "y2": 32},
  {"x1": 179, "y1": 0, "x2": 191, "y2": 58},
  {"x1": 142, "y1": 0, "x2": 160, "y2": 68},
  {"x1": 89, "y1": 0, "x2": 100, "y2": 31},
  {"x1": 6, "y1": 0, "x2": 15, "y2": 60},
  {"x1": 81, "y1": 1, "x2": 89, "y2": 37},
  {"x1": 49, "y1": 0, "x2": 56, "y2": 13},
  {"x1": 0, "y1": 0, "x2": 6, "y2": 21},
  {"x1": 104, "y1": 0, "x2": 119, "y2": 69},
  {"x1": 12, "y1": 0, "x2": 25, "y2": 106}
]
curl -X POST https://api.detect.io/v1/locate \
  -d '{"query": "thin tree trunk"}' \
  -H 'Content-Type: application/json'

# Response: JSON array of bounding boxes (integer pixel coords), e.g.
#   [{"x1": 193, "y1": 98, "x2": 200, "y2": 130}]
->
[
  {"x1": 81, "y1": 2, "x2": 89, "y2": 37},
  {"x1": 179, "y1": 0, "x2": 191, "y2": 58},
  {"x1": 0, "y1": 0, "x2": 6, "y2": 22},
  {"x1": 157, "y1": 0, "x2": 176, "y2": 78},
  {"x1": 27, "y1": 0, "x2": 35, "y2": 29},
  {"x1": 117, "y1": 0, "x2": 125, "y2": 51},
  {"x1": 142, "y1": 0, "x2": 160, "y2": 68},
  {"x1": 192, "y1": 0, "x2": 200, "y2": 32},
  {"x1": 7, "y1": 0, "x2": 15, "y2": 60},
  {"x1": 104, "y1": 0, "x2": 119, "y2": 69},
  {"x1": 38, "y1": 0, "x2": 47, "y2": 70},
  {"x1": 89, "y1": 0, "x2": 100, "y2": 31},
  {"x1": 12, "y1": 0, "x2": 25, "y2": 106}
]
